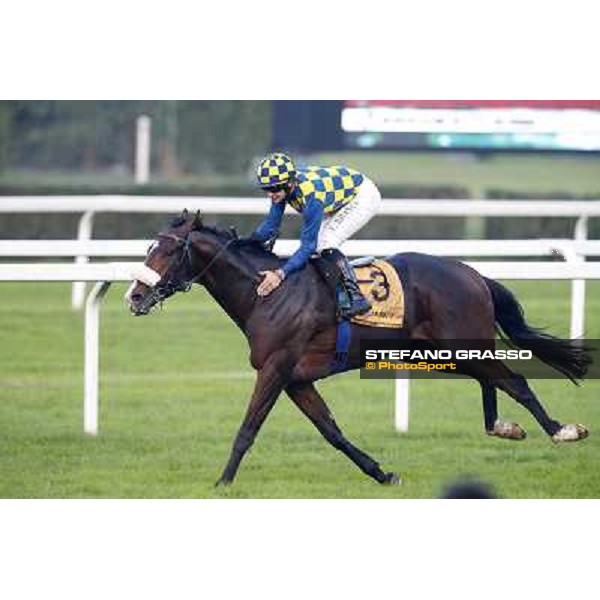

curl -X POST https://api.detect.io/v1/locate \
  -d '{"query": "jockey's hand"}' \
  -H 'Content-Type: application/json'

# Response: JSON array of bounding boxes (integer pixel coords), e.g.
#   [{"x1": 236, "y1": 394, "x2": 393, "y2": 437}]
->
[{"x1": 257, "y1": 269, "x2": 285, "y2": 297}]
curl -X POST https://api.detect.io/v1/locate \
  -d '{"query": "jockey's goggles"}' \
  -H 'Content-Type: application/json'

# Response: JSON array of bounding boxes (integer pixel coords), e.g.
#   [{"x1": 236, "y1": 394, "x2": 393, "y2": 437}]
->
[{"x1": 262, "y1": 183, "x2": 288, "y2": 193}]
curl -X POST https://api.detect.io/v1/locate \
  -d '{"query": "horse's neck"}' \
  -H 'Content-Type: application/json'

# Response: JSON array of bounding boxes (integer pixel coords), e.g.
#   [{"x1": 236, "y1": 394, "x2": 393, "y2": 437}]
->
[
  {"x1": 203, "y1": 278, "x2": 253, "y2": 330},
  {"x1": 199, "y1": 249, "x2": 268, "y2": 329}
]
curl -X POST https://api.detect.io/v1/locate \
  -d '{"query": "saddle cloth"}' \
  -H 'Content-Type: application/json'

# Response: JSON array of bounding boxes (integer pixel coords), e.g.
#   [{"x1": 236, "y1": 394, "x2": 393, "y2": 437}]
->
[{"x1": 350, "y1": 258, "x2": 404, "y2": 328}]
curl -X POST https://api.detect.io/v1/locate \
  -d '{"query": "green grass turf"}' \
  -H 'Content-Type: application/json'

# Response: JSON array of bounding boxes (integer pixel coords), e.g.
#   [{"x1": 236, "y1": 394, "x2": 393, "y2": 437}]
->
[{"x1": 1, "y1": 280, "x2": 599, "y2": 498}]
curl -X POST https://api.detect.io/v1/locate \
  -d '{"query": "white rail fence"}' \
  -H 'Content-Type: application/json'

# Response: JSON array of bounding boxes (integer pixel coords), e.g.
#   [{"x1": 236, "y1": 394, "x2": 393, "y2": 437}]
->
[
  {"x1": 1, "y1": 237, "x2": 600, "y2": 339},
  {"x1": 2, "y1": 196, "x2": 600, "y2": 434},
  {"x1": 2, "y1": 195, "x2": 599, "y2": 316}
]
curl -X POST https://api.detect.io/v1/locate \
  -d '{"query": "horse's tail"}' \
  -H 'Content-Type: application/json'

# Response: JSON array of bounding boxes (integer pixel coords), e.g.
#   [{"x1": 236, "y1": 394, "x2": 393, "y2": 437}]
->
[{"x1": 483, "y1": 277, "x2": 592, "y2": 383}]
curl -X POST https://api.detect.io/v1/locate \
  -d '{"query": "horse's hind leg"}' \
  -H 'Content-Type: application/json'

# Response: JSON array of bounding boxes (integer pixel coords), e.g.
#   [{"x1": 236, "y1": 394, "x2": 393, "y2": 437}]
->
[
  {"x1": 494, "y1": 372, "x2": 588, "y2": 442},
  {"x1": 479, "y1": 379, "x2": 527, "y2": 440},
  {"x1": 496, "y1": 373, "x2": 562, "y2": 437},
  {"x1": 476, "y1": 364, "x2": 588, "y2": 442},
  {"x1": 285, "y1": 381, "x2": 400, "y2": 485},
  {"x1": 480, "y1": 381, "x2": 497, "y2": 432},
  {"x1": 471, "y1": 360, "x2": 562, "y2": 437}
]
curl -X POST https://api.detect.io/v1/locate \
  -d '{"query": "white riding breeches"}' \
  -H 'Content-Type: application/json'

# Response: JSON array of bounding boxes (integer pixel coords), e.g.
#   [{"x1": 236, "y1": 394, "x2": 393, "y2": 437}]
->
[{"x1": 316, "y1": 176, "x2": 382, "y2": 252}]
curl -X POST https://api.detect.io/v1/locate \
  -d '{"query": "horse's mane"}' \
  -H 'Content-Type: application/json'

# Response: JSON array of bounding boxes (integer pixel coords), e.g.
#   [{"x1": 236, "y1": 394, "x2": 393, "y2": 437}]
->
[
  {"x1": 199, "y1": 222, "x2": 279, "y2": 260},
  {"x1": 168, "y1": 213, "x2": 279, "y2": 264}
]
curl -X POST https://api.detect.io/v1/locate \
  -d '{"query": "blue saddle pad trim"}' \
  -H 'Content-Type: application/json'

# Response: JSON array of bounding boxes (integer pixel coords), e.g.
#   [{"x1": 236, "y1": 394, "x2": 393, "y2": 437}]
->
[{"x1": 331, "y1": 319, "x2": 352, "y2": 374}]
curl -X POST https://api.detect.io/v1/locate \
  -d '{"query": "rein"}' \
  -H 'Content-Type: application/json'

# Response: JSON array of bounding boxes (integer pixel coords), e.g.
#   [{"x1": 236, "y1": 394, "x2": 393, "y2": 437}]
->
[
  {"x1": 194, "y1": 237, "x2": 235, "y2": 282},
  {"x1": 157, "y1": 231, "x2": 236, "y2": 290}
]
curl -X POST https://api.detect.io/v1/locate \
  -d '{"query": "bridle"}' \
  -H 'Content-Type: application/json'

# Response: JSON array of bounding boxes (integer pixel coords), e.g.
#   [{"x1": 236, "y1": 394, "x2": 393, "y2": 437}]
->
[
  {"x1": 141, "y1": 230, "x2": 235, "y2": 307},
  {"x1": 152, "y1": 232, "x2": 195, "y2": 295}
]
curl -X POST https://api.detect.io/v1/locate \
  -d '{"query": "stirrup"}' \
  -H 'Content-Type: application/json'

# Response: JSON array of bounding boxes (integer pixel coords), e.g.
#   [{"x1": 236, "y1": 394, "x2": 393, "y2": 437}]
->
[{"x1": 342, "y1": 297, "x2": 372, "y2": 318}]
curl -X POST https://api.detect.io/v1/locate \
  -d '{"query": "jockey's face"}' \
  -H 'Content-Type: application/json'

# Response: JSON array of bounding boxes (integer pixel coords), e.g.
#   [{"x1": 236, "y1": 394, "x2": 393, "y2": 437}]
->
[{"x1": 267, "y1": 189, "x2": 286, "y2": 203}]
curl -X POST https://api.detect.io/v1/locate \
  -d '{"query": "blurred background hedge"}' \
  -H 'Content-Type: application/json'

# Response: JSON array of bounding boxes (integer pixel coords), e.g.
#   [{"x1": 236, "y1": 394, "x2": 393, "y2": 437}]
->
[{"x1": 1, "y1": 100, "x2": 600, "y2": 240}]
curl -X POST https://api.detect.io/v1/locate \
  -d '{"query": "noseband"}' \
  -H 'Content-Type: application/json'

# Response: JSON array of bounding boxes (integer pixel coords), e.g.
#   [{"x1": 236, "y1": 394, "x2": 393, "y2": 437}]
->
[{"x1": 133, "y1": 232, "x2": 194, "y2": 314}]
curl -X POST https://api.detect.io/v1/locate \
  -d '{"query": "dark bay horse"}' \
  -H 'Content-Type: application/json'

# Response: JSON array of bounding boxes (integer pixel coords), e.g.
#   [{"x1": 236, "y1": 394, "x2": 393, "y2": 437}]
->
[{"x1": 126, "y1": 211, "x2": 590, "y2": 486}]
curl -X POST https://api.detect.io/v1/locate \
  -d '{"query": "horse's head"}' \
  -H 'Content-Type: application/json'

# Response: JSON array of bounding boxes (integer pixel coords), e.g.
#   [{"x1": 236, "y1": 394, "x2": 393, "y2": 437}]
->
[{"x1": 126, "y1": 209, "x2": 203, "y2": 316}]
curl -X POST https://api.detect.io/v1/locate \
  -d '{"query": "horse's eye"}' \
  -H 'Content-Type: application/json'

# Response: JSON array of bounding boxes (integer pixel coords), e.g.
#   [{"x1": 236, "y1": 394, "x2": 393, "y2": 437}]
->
[
  {"x1": 147, "y1": 241, "x2": 159, "y2": 254},
  {"x1": 165, "y1": 243, "x2": 181, "y2": 257}
]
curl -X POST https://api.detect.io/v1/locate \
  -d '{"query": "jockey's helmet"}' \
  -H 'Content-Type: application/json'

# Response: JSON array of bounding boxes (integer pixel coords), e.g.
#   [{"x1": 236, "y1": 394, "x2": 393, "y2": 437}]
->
[{"x1": 256, "y1": 152, "x2": 296, "y2": 189}]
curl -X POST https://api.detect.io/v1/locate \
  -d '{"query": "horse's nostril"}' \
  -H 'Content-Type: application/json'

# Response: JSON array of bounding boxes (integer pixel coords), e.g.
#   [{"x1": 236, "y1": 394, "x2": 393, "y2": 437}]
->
[{"x1": 129, "y1": 292, "x2": 143, "y2": 304}]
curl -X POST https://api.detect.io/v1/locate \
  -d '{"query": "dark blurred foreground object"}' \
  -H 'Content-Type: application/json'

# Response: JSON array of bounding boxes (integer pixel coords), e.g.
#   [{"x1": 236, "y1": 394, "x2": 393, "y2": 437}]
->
[{"x1": 441, "y1": 479, "x2": 498, "y2": 499}]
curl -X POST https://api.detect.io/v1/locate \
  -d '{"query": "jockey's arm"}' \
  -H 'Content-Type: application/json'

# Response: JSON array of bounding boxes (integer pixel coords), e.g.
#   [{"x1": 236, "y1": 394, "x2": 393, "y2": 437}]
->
[
  {"x1": 250, "y1": 200, "x2": 285, "y2": 242},
  {"x1": 281, "y1": 197, "x2": 324, "y2": 277}
]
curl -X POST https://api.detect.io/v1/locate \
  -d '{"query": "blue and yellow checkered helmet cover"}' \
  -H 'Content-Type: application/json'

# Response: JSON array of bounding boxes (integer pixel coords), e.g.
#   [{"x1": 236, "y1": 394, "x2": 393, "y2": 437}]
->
[{"x1": 256, "y1": 152, "x2": 296, "y2": 187}]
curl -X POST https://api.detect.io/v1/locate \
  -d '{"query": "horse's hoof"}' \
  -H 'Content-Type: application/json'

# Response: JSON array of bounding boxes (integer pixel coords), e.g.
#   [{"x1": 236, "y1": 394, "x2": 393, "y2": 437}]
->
[
  {"x1": 552, "y1": 423, "x2": 589, "y2": 443},
  {"x1": 215, "y1": 478, "x2": 232, "y2": 488},
  {"x1": 383, "y1": 472, "x2": 402, "y2": 486},
  {"x1": 488, "y1": 420, "x2": 527, "y2": 440}
]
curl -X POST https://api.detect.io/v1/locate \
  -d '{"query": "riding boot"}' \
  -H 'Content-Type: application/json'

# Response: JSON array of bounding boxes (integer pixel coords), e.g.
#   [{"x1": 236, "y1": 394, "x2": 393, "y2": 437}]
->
[{"x1": 320, "y1": 248, "x2": 372, "y2": 318}]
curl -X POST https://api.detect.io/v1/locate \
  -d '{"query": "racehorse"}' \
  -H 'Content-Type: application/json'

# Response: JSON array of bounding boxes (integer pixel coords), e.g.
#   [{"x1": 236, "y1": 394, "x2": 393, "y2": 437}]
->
[{"x1": 126, "y1": 210, "x2": 591, "y2": 486}]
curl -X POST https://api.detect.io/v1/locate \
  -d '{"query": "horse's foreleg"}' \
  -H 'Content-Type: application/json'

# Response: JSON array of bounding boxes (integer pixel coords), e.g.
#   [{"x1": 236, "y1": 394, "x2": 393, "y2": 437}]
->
[
  {"x1": 285, "y1": 381, "x2": 400, "y2": 485},
  {"x1": 216, "y1": 350, "x2": 292, "y2": 486}
]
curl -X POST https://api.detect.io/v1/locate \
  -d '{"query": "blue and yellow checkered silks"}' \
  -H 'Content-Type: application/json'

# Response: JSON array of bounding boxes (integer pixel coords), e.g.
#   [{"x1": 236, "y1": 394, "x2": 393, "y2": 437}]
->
[
  {"x1": 256, "y1": 153, "x2": 296, "y2": 188},
  {"x1": 288, "y1": 166, "x2": 365, "y2": 214}
]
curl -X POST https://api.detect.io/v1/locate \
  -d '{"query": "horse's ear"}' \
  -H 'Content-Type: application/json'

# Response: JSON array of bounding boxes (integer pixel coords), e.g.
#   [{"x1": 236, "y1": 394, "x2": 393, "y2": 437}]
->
[
  {"x1": 181, "y1": 208, "x2": 189, "y2": 220},
  {"x1": 192, "y1": 210, "x2": 203, "y2": 230}
]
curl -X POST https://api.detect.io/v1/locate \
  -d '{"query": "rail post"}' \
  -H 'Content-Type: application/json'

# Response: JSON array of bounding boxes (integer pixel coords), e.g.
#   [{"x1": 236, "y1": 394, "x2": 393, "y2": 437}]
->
[
  {"x1": 73, "y1": 210, "x2": 95, "y2": 310},
  {"x1": 570, "y1": 216, "x2": 588, "y2": 339},
  {"x1": 84, "y1": 281, "x2": 111, "y2": 435}
]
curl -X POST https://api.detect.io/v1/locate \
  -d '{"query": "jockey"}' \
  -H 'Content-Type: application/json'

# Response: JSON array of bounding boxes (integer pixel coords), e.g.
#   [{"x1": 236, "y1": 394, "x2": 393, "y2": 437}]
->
[{"x1": 249, "y1": 151, "x2": 382, "y2": 318}]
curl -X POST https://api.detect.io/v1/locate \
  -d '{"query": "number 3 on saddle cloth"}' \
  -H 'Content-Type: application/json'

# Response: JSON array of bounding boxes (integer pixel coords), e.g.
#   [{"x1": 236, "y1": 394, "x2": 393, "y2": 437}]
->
[
  {"x1": 312, "y1": 255, "x2": 406, "y2": 373},
  {"x1": 349, "y1": 257, "x2": 405, "y2": 329}
]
